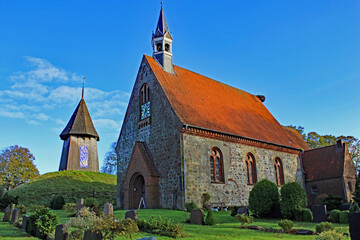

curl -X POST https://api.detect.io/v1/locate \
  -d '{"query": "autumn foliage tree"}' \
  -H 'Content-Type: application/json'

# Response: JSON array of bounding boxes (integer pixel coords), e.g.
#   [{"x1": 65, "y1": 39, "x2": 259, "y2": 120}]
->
[{"x1": 0, "y1": 145, "x2": 39, "y2": 190}]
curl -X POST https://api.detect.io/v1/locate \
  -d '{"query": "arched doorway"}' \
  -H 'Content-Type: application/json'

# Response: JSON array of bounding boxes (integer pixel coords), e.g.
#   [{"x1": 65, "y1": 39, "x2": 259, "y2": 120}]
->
[{"x1": 129, "y1": 173, "x2": 145, "y2": 209}]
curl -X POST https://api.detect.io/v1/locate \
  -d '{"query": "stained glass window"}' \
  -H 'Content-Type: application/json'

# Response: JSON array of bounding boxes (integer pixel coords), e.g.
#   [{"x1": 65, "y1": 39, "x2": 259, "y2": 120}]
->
[
  {"x1": 141, "y1": 102, "x2": 151, "y2": 120},
  {"x1": 80, "y1": 146, "x2": 88, "y2": 168},
  {"x1": 210, "y1": 148, "x2": 224, "y2": 183},
  {"x1": 246, "y1": 153, "x2": 257, "y2": 184},
  {"x1": 274, "y1": 157, "x2": 284, "y2": 186}
]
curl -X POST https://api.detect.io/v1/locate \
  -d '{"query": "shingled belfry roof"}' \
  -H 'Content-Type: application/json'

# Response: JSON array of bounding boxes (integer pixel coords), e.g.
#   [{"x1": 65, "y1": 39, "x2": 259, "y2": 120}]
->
[
  {"x1": 153, "y1": 5, "x2": 172, "y2": 39},
  {"x1": 60, "y1": 98, "x2": 99, "y2": 141},
  {"x1": 144, "y1": 55, "x2": 303, "y2": 150}
]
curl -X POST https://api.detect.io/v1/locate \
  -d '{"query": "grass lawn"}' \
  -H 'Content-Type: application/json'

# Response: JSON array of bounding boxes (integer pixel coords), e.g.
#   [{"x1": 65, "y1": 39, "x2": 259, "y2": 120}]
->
[{"x1": 0, "y1": 209, "x2": 350, "y2": 240}]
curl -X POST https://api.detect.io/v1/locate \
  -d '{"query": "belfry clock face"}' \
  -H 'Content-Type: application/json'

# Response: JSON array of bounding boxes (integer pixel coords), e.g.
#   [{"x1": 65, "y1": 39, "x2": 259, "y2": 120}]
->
[{"x1": 141, "y1": 102, "x2": 151, "y2": 120}]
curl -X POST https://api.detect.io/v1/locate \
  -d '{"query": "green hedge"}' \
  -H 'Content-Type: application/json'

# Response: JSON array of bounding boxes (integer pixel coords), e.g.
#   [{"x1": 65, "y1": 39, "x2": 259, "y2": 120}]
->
[
  {"x1": 280, "y1": 182, "x2": 307, "y2": 219},
  {"x1": 249, "y1": 179, "x2": 280, "y2": 217}
]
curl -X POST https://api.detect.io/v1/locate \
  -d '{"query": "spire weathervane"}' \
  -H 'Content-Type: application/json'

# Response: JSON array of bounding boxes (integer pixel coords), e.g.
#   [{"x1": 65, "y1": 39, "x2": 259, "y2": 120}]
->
[{"x1": 82, "y1": 77, "x2": 86, "y2": 99}]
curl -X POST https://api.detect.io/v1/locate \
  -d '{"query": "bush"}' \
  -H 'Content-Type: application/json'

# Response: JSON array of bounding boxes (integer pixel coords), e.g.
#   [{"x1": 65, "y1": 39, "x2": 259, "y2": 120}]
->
[
  {"x1": 50, "y1": 195, "x2": 65, "y2": 210},
  {"x1": 315, "y1": 222, "x2": 335, "y2": 234},
  {"x1": 29, "y1": 204, "x2": 46, "y2": 213},
  {"x1": 137, "y1": 216, "x2": 186, "y2": 238},
  {"x1": 315, "y1": 230, "x2": 345, "y2": 240},
  {"x1": 339, "y1": 210, "x2": 349, "y2": 224},
  {"x1": 201, "y1": 193, "x2": 211, "y2": 210},
  {"x1": 230, "y1": 206, "x2": 240, "y2": 217},
  {"x1": 205, "y1": 211, "x2": 216, "y2": 225},
  {"x1": 84, "y1": 197, "x2": 99, "y2": 208},
  {"x1": 184, "y1": 202, "x2": 198, "y2": 212},
  {"x1": 302, "y1": 208, "x2": 313, "y2": 222},
  {"x1": 294, "y1": 208, "x2": 303, "y2": 221},
  {"x1": 63, "y1": 203, "x2": 76, "y2": 212},
  {"x1": 249, "y1": 179, "x2": 280, "y2": 217},
  {"x1": 28, "y1": 208, "x2": 58, "y2": 239},
  {"x1": 280, "y1": 182, "x2": 307, "y2": 219},
  {"x1": 0, "y1": 192, "x2": 18, "y2": 210},
  {"x1": 278, "y1": 219, "x2": 293, "y2": 233},
  {"x1": 17, "y1": 204, "x2": 27, "y2": 215},
  {"x1": 321, "y1": 195, "x2": 343, "y2": 211},
  {"x1": 236, "y1": 214, "x2": 254, "y2": 226},
  {"x1": 329, "y1": 210, "x2": 341, "y2": 223}
]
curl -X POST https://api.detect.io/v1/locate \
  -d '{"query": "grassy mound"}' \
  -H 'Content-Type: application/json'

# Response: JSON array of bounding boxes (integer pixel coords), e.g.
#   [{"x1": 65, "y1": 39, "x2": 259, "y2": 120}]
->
[{"x1": 7, "y1": 171, "x2": 117, "y2": 206}]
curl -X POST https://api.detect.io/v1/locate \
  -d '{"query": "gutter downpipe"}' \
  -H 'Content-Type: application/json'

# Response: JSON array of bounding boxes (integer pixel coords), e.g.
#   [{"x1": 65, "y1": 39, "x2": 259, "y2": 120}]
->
[{"x1": 182, "y1": 124, "x2": 188, "y2": 210}]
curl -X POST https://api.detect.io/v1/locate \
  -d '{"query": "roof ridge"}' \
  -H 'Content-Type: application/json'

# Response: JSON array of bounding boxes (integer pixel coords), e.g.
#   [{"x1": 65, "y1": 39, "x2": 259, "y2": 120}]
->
[{"x1": 304, "y1": 144, "x2": 336, "y2": 152}]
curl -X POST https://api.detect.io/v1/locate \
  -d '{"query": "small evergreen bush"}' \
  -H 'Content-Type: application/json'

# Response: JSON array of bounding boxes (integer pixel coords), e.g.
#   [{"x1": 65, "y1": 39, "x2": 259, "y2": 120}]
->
[
  {"x1": 329, "y1": 210, "x2": 341, "y2": 223},
  {"x1": 278, "y1": 219, "x2": 293, "y2": 232},
  {"x1": 138, "y1": 216, "x2": 186, "y2": 238},
  {"x1": 249, "y1": 179, "x2": 280, "y2": 217},
  {"x1": 184, "y1": 202, "x2": 198, "y2": 212},
  {"x1": 201, "y1": 193, "x2": 211, "y2": 210},
  {"x1": 63, "y1": 203, "x2": 76, "y2": 212},
  {"x1": 230, "y1": 206, "x2": 240, "y2": 217},
  {"x1": 50, "y1": 195, "x2": 65, "y2": 210},
  {"x1": 17, "y1": 204, "x2": 27, "y2": 215},
  {"x1": 315, "y1": 230, "x2": 345, "y2": 240},
  {"x1": 84, "y1": 197, "x2": 99, "y2": 208},
  {"x1": 280, "y1": 182, "x2": 307, "y2": 219},
  {"x1": 29, "y1": 204, "x2": 46, "y2": 213},
  {"x1": 339, "y1": 210, "x2": 349, "y2": 224},
  {"x1": 28, "y1": 208, "x2": 58, "y2": 239},
  {"x1": 294, "y1": 208, "x2": 303, "y2": 221},
  {"x1": 302, "y1": 208, "x2": 313, "y2": 222},
  {"x1": 205, "y1": 211, "x2": 216, "y2": 225},
  {"x1": 315, "y1": 222, "x2": 335, "y2": 234},
  {"x1": 236, "y1": 214, "x2": 254, "y2": 226},
  {"x1": 321, "y1": 195, "x2": 343, "y2": 211}
]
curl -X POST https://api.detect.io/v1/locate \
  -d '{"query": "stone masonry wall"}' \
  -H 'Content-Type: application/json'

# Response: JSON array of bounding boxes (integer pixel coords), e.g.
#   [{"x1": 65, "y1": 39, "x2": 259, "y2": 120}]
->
[
  {"x1": 116, "y1": 57, "x2": 183, "y2": 209},
  {"x1": 183, "y1": 134, "x2": 303, "y2": 207}
]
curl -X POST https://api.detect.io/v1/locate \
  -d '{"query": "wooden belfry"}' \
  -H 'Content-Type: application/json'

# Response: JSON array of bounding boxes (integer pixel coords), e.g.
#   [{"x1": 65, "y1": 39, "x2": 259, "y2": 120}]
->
[{"x1": 59, "y1": 80, "x2": 99, "y2": 172}]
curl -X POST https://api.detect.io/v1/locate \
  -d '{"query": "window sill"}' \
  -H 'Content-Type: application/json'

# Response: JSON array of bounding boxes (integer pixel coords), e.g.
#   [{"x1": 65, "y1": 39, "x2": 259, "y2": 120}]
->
[
  {"x1": 138, "y1": 117, "x2": 151, "y2": 129},
  {"x1": 211, "y1": 181, "x2": 225, "y2": 185}
]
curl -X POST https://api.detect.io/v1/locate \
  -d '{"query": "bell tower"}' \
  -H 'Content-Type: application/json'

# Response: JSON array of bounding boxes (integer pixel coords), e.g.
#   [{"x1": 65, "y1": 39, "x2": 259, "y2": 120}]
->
[{"x1": 152, "y1": 4, "x2": 173, "y2": 74}]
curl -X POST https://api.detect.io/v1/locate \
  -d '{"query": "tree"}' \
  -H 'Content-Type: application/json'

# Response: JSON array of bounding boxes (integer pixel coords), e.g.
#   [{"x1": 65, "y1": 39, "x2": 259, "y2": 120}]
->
[
  {"x1": 101, "y1": 142, "x2": 117, "y2": 175},
  {"x1": 0, "y1": 145, "x2": 39, "y2": 191}
]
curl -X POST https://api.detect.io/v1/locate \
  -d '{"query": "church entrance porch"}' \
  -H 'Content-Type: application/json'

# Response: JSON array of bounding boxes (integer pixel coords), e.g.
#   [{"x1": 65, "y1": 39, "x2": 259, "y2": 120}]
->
[{"x1": 129, "y1": 173, "x2": 145, "y2": 209}]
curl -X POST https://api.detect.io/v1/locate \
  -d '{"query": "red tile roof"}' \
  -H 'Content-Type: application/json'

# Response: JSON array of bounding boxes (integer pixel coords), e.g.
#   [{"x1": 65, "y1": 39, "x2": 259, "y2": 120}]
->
[
  {"x1": 144, "y1": 55, "x2": 303, "y2": 150},
  {"x1": 302, "y1": 144, "x2": 345, "y2": 181},
  {"x1": 283, "y1": 127, "x2": 311, "y2": 151}
]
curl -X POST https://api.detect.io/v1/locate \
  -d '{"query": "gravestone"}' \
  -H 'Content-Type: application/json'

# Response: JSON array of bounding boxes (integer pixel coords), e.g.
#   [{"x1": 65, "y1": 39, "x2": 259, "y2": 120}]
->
[
  {"x1": 55, "y1": 224, "x2": 68, "y2": 240},
  {"x1": 103, "y1": 203, "x2": 113, "y2": 218},
  {"x1": 349, "y1": 212, "x2": 360, "y2": 240},
  {"x1": 3, "y1": 206, "x2": 11, "y2": 222},
  {"x1": 9, "y1": 204, "x2": 15, "y2": 222},
  {"x1": 190, "y1": 209, "x2": 204, "y2": 225},
  {"x1": 137, "y1": 237, "x2": 158, "y2": 240},
  {"x1": 22, "y1": 215, "x2": 29, "y2": 231},
  {"x1": 10, "y1": 208, "x2": 19, "y2": 224},
  {"x1": 76, "y1": 198, "x2": 84, "y2": 216},
  {"x1": 83, "y1": 230, "x2": 102, "y2": 240},
  {"x1": 309, "y1": 205, "x2": 327, "y2": 223},
  {"x1": 125, "y1": 210, "x2": 138, "y2": 221},
  {"x1": 236, "y1": 206, "x2": 249, "y2": 216}
]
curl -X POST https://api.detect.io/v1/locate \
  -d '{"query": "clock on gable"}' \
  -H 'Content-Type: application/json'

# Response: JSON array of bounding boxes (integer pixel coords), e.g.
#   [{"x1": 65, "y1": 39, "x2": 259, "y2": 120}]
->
[{"x1": 141, "y1": 102, "x2": 151, "y2": 120}]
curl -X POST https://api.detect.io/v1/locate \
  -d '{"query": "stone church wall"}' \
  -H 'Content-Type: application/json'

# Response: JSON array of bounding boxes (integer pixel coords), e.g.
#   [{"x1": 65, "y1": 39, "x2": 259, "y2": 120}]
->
[
  {"x1": 116, "y1": 58, "x2": 183, "y2": 209},
  {"x1": 183, "y1": 133, "x2": 303, "y2": 207}
]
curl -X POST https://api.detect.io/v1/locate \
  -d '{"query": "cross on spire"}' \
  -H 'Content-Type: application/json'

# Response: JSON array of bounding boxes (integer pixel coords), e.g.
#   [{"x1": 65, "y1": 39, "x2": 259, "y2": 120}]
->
[{"x1": 82, "y1": 77, "x2": 86, "y2": 99}]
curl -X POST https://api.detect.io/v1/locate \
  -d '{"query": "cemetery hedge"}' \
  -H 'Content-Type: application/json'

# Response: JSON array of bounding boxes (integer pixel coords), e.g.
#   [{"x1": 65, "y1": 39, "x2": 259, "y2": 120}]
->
[{"x1": 6, "y1": 171, "x2": 117, "y2": 206}]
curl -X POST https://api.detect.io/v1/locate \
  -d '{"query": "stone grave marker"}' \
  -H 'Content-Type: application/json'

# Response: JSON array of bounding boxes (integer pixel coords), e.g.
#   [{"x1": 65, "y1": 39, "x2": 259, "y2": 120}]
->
[
  {"x1": 55, "y1": 224, "x2": 68, "y2": 240},
  {"x1": 104, "y1": 203, "x2": 113, "y2": 218},
  {"x1": 349, "y1": 212, "x2": 360, "y2": 240},
  {"x1": 236, "y1": 206, "x2": 249, "y2": 216},
  {"x1": 190, "y1": 209, "x2": 204, "y2": 225},
  {"x1": 125, "y1": 210, "x2": 138, "y2": 221},
  {"x1": 3, "y1": 206, "x2": 11, "y2": 222},
  {"x1": 10, "y1": 208, "x2": 19, "y2": 224},
  {"x1": 83, "y1": 230, "x2": 102, "y2": 240},
  {"x1": 9, "y1": 204, "x2": 15, "y2": 222},
  {"x1": 22, "y1": 215, "x2": 30, "y2": 231},
  {"x1": 76, "y1": 198, "x2": 84, "y2": 216},
  {"x1": 309, "y1": 205, "x2": 327, "y2": 223}
]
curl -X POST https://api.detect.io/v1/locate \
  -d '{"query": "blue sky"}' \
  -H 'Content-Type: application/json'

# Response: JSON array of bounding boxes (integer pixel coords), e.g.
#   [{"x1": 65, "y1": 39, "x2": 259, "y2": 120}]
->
[{"x1": 0, "y1": 0, "x2": 359, "y2": 174}]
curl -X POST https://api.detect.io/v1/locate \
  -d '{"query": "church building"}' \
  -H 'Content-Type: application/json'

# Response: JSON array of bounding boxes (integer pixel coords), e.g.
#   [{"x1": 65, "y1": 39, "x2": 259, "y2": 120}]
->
[
  {"x1": 59, "y1": 86, "x2": 100, "y2": 172},
  {"x1": 116, "y1": 6, "x2": 308, "y2": 209}
]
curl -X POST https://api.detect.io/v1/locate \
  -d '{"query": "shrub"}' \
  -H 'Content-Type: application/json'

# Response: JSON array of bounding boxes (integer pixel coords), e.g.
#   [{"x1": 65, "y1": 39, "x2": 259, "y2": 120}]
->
[
  {"x1": 17, "y1": 204, "x2": 27, "y2": 215},
  {"x1": 205, "y1": 211, "x2": 216, "y2": 225},
  {"x1": 349, "y1": 202, "x2": 360, "y2": 213},
  {"x1": 230, "y1": 206, "x2": 240, "y2": 217},
  {"x1": 315, "y1": 222, "x2": 335, "y2": 234},
  {"x1": 0, "y1": 192, "x2": 18, "y2": 210},
  {"x1": 329, "y1": 210, "x2": 341, "y2": 223},
  {"x1": 321, "y1": 195, "x2": 343, "y2": 211},
  {"x1": 50, "y1": 195, "x2": 65, "y2": 210},
  {"x1": 136, "y1": 216, "x2": 186, "y2": 238},
  {"x1": 278, "y1": 219, "x2": 293, "y2": 233},
  {"x1": 84, "y1": 197, "x2": 99, "y2": 208},
  {"x1": 236, "y1": 214, "x2": 254, "y2": 226},
  {"x1": 29, "y1": 204, "x2": 46, "y2": 213},
  {"x1": 63, "y1": 203, "x2": 76, "y2": 212},
  {"x1": 201, "y1": 193, "x2": 211, "y2": 210},
  {"x1": 302, "y1": 208, "x2": 313, "y2": 222},
  {"x1": 249, "y1": 179, "x2": 280, "y2": 217},
  {"x1": 339, "y1": 210, "x2": 349, "y2": 224},
  {"x1": 28, "y1": 208, "x2": 58, "y2": 239},
  {"x1": 315, "y1": 230, "x2": 345, "y2": 240},
  {"x1": 294, "y1": 208, "x2": 303, "y2": 221},
  {"x1": 280, "y1": 182, "x2": 307, "y2": 219},
  {"x1": 184, "y1": 202, "x2": 198, "y2": 212}
]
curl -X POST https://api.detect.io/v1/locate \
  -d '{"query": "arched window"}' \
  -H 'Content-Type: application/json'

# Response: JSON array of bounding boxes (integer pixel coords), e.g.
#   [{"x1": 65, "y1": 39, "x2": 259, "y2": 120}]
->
[
  {"x1": 210, "y1": 147, "x2": 224, "y2": 183},
  {"x1": 274, "y1": 157, "x2": 284, "y2": 186},
  {"x1": 245, "y1": 153, "x2": 257, "y2": 184},
  {"x1": 140, "y1": 84, "x2": 150, "y2": 120}
]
